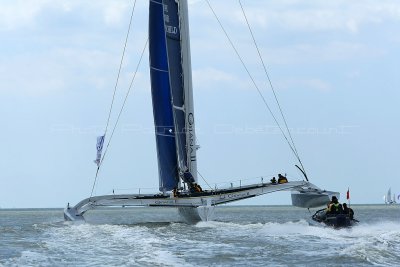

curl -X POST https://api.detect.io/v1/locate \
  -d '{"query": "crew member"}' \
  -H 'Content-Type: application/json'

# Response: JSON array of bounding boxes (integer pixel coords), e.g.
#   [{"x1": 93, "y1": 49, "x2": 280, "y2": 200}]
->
[
  {"x1": 182, "y1": 167, "x2": 204, "y2": 193},
  {"x1": 197, "y1": 184, "x2": 203, "y2": 192},
  {"x1": 327, "y1": 196, "x2": 343, "y2": 214},
  {"x1": 278, "y1": 174, "x2": 288, "y2": 184},
  {"x1": 342, "y1": 203, "x2": 354, "y2": 220},
  {"x1": 191, "y1": 183, "x2": 201, "y2": 192}
]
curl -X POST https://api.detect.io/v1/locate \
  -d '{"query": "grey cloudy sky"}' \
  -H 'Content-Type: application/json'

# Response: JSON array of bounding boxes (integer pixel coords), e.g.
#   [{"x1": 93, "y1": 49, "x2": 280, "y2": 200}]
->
[{"x1": 1, "y1": 0, "x2": 399, "y2": 208}]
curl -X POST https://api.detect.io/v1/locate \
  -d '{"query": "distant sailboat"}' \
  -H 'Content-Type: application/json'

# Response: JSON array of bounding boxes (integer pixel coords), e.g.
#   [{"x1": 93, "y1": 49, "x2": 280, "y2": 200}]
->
[
  {"x1": 64, "y1": 0, "x2": 338, "y2": 223},
  {"x1": 383, "y1": 188, "x2": 396, "y2": 205}
]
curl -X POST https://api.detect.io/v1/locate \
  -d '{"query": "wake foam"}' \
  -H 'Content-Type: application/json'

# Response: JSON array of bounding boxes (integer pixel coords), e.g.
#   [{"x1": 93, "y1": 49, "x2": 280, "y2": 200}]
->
[
  {"x1": 3, "y1": 219, "x2": 399, "y2": 266},
  {"x1": 197, "y1": 219, "x2": 400, "y2": 265}
]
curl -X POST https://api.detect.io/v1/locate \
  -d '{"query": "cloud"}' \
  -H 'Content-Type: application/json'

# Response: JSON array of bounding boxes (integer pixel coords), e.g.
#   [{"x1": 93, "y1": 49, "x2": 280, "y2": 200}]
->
[
  {"x1": 0, "y1": 0, "x2": 145, "y2": 31},
  {"x1": 187, "y1": 0, "x2": 397, "y2": 71},
  {"x1": 193, "y1": 67, "x2": 239, "y2": 90},
  {"x1": 188, "y1": 0, "x2": 203, "y2": 5},
  {"x1": 3, "y1": 0, "x2": 400, "y2": 33},
  {"x1": 1, "y1": 0, "x2": 397, "y2": 97},
  {"x1": 0, "y1": 48, "x2": 115, "y2": 96},
  {"x1": 193, "y1": 67, "x2": 265, "y2": 92},
  {"x1": 230, "y1": 0, "x2": 400, "y2": 33},
  {"x1": 298, "y1": 79, "x2": 332, "y2": 92},
  {"x1": 100, "y1": 1, "x2": 136, "y2": 27},
  {"x1": 0, "y1": 0, "x2": 151, "y2": 96},
  {"x1": 276, "y1": 77, "x2": 332, "y2": 93},
  {"x1": 0, "y1": 0, "x2": 48, "y2": 31},
  {"x1": 264, "y1": 41, "x2": 375, "y2": 65},
  {"x1": 191, "y1": 65, "x2": 334, "y2": 94},
  {"x1": 0, "y1": 43, "x2": 150, "y2": 97}
]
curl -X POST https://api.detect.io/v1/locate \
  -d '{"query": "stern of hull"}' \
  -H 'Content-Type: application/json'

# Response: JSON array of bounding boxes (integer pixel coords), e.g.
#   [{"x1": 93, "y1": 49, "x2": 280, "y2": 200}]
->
[{"x1": 64, "y1": 207, "x2": 85, "y2": 222}]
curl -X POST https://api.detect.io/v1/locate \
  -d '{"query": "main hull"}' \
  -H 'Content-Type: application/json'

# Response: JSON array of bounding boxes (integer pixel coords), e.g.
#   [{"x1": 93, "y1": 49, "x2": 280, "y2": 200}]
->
[{"x1": 64, "y1": 180, "x2": 335, "y2": 223}]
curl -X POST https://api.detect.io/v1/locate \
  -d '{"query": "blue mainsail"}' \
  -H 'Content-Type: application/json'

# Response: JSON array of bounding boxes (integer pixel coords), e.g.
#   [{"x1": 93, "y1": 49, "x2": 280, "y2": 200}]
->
[
  {"x1": 149, "y1": 0, "x2": 179, "y2": 191},
  {"x1": 163, "y1": 0, "x2": 188, "y2": 176},
  {"x1": 149, "y1": 0, "x2": 198, "y2": 192}
]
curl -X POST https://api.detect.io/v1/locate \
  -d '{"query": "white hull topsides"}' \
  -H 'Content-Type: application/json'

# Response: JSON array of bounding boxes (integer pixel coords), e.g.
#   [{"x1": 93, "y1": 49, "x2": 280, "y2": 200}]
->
[{"x1": 64, "y1": 180, "x2": 338, "y2": 223}]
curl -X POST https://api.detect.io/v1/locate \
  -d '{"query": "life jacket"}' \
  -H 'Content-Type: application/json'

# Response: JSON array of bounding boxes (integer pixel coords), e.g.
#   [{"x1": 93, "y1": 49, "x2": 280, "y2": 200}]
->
[
  {"x1": 278, "y1": 177, "x2": 288, "y2": 184},
  {"x1": 330, "y1": 202, "x2": 342, "y2": 213}
]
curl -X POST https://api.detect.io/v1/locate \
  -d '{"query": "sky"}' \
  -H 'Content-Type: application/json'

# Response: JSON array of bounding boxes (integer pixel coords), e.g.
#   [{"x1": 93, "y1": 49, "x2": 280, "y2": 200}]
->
[{"x1": 1, "y1": 0, "x2": 399, "y2": 208}]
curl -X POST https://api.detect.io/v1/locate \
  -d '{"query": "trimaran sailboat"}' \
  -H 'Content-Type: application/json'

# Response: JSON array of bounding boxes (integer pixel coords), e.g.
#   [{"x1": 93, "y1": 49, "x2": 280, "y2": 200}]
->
[{"x1": 64, "y1": 0, "x2": 338, "y2": 223}]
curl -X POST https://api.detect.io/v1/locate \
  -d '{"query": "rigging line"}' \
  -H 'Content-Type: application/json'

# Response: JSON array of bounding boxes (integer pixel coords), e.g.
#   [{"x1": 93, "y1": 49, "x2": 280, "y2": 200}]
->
[
  {"x1": 89, "y1": 167, "x2": 100, "y2": 200},
  {"x1": 90, "y1": 39, "x2": 149, "y2": 198},
  {"x1": 90, "y1": 0, "x2": 137, "y2": 199},
  {"x1": 104, "y1": 0, "x2": 137, "y2": 137},
  {"x1": 197, "y1": 170, "x2": 213, "y2": 190},
  {"x1": 238, "y1": 0, "x2": 308, "y2": 179},
  {"x1": 205, "y1": 0, "x2": 300, "y2": 165}
]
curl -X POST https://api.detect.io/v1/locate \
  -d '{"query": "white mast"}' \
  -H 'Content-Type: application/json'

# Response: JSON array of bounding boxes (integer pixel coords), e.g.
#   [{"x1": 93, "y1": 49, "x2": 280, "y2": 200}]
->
[{"x1": 178, "y1": 0, "x2": 198, "y2": 182}]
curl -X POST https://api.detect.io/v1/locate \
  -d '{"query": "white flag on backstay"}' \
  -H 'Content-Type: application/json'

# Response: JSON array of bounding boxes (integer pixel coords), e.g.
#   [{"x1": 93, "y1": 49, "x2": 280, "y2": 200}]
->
[{"x1": 94, "y1": 135, "x2": 105, "y2": 166}]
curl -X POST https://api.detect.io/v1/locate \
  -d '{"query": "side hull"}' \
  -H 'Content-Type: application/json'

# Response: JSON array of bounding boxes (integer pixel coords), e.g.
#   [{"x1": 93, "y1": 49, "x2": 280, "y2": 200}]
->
[{"x1": 291, "y1": 189, "x2": 339, "y2": 208}]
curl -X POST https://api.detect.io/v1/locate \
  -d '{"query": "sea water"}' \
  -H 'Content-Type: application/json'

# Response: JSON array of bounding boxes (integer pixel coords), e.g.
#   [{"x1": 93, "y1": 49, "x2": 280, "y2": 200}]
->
[{"x1": 0, "y1": 205, "x2": 399, "y2": 266}]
